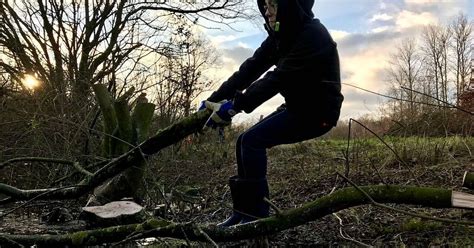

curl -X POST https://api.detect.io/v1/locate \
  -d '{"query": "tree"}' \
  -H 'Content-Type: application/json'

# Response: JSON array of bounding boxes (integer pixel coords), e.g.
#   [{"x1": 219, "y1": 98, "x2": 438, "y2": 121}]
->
[
  {"x1": 0, "y1": 0, "x2": 252, "y2": 204},
  {"x1": 386, "y1": 38, "x2": 423, "y2": 120},
  {"x1": 421, "y1": 25, "x2": 451, "y2": 106},
  {"x1": 153, "y1": 18, "x2": 219, "y2": 126},
  {"x1": 451, "y1": 14, "x2": 473, "y2": 105}
]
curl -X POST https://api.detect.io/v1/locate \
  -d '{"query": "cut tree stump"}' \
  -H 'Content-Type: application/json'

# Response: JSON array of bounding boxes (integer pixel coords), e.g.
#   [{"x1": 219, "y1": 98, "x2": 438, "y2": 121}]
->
[
  {"x1": 462, "y1": 171, "x2": 474, "y2": 190},
  {"x1": 80, "y1": 201, "x2": 147, "y2": 227}
]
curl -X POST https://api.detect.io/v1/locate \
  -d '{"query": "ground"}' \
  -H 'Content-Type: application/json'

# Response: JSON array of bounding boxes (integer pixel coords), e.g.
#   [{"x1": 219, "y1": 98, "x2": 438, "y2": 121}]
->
[{"x1": 0, "y1": 135, "x2": 473, "y2": 247}]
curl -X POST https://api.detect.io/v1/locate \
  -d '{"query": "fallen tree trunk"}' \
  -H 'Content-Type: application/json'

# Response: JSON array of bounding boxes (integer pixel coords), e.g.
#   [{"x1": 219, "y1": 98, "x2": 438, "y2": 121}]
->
[
  {"x1": 2, "y1": 185, "x2": 474, "y2": 247},
  {"x1": 0, "y1": 109, "x2": 211, "y2": 201}
]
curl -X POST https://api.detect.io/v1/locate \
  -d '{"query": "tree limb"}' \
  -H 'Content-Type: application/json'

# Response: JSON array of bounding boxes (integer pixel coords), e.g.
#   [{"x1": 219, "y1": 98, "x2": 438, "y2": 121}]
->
[
  {"x1": 0, "y1": 157, "x2": 75, "y2": 170},
  {"x1": 0, "y1": 110, "x2": 211, "y2": 201},
  {"x1": 1, "y1": 185, "x2": 473, "y2": 246}
]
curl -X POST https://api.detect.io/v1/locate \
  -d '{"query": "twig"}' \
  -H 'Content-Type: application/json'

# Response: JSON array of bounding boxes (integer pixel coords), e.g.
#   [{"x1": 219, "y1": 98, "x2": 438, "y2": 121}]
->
[
  {"x1": 461, "y1": 138, "x2": 472, "y2": 157},
  {"x1": 0, "y1": 197, "x2": 14, "y2": 205},
  {"x1": 264, "y1": 197, "x2": 282, "y2": 215},
  {"x1": 0, "y1": 185, "x2": 84, "y2": 219},
  {"x1": 49, "y1": 160, "x2": 109, "y2": 186},
  {"x1": 349, "y1": 118, "x2": 420, "y2": 185},
  {"x1": 344, "y1": 119, "x2": 352, "y2": 177},
  {"x1": 368, "y1": 158, "x2": 388, "y2": 186},
  {"x1": 0, "y1": 157, "x2": 74, "y2": 170},
  {"x1": 0, "y1": 236, "x2": 24, "y2": 248},
  {"x1": 401, "y1": 86, "x2": 474, "y2": 116},
  {"x1": 332, "y1": 213, "x2": 373, "y2": 248},
  {"x1": 72, "y1": 162, "x2": 94, "y2": 176},
  {"x1": 336, "y1": 171, "x2": 474, "y2": 226},
  {"x1": 342, "y1": 82, "x2": 464, "y2": 110},
  {"x1": 196, "y1": 225, "x2": 219, "y2": 248}
]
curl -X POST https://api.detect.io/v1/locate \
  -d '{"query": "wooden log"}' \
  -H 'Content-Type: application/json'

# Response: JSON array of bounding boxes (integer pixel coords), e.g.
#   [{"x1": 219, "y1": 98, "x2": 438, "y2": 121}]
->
[
  {"x1": 452, "y1": 191, "x2": 474, "y2": 209},
  {"x1": 3, "y1": 185, "x2": 474, "y2": 247},
  {"x1": 462, "y1": 171, "x2": 474, "y2": 189},
  {"x1": 81, "y1": 201, "x2": 147, "y2": 227}
]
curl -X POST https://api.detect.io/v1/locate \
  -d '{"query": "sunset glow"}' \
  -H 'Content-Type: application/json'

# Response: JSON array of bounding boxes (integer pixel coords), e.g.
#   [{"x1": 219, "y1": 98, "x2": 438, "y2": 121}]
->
[{"x1": 22, "y1": 74, "x2": 41, "y2": 90}]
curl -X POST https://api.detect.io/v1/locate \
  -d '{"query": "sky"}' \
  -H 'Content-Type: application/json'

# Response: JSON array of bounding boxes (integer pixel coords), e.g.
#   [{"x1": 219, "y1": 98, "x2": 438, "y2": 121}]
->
[{"x1": 198, "y1": 0, "x2": 473, "y2": 125}]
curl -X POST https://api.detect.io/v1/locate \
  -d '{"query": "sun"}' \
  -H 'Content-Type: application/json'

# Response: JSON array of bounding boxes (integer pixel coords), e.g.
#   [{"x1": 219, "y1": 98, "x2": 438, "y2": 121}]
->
[{"x1": 22, "y1": 74, "x2": 41, "y2": 90}]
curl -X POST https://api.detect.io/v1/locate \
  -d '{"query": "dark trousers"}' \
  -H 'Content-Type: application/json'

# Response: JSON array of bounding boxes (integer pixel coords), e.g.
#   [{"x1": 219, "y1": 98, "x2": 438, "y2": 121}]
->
[{"x1": 236, "y1": 108, "x2": 333, "y2": 179}]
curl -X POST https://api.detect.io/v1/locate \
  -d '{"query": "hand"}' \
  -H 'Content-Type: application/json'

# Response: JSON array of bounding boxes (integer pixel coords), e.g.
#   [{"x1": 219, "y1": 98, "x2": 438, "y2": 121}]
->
[{"x1": 203, "y1": 100, "x2": 238, "y2": 129}]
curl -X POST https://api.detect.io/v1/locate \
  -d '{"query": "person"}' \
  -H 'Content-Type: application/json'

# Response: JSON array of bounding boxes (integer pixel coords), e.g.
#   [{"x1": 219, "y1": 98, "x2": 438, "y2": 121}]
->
[{"x1": 200, "y1": 0, "x2": 344, "y2": 227}]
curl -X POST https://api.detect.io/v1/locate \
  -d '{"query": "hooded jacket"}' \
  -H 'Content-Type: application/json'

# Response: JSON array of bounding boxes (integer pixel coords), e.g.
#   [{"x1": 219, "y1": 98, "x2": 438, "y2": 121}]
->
[{"x1": 207, "y1": 0, "x2": 344, "y2": 126}]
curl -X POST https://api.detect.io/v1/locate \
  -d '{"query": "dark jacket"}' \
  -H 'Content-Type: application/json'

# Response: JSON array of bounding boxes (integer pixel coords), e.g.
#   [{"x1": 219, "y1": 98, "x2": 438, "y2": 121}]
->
[{"x1": 207, "y1": 0, "x2": 343, "y2": 126}]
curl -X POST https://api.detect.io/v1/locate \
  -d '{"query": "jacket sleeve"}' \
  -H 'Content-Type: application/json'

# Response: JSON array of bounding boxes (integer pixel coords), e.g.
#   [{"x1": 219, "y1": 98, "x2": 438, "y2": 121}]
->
[
  {"x1": 233, "y1": 30, "x2": 337, "y2": 113},
  {"x1": 207, "y1": 36, "x2": 276, "y2": 103}
]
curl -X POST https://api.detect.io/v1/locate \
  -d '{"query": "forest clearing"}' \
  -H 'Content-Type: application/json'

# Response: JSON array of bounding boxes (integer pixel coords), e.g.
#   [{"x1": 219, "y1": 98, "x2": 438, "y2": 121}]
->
[{"x1": 0, "y1": 0, "x2": 473, "y2": 247}]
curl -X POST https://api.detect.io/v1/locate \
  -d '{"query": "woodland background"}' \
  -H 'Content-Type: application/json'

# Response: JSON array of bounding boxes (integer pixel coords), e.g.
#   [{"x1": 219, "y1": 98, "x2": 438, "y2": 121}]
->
[{"x1": 0, "y1": 0, "x2": 473, "y2": 246}]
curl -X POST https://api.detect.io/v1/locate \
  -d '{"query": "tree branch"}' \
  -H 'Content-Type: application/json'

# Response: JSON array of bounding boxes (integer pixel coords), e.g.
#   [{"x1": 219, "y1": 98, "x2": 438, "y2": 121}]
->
[{"x1": 0, "y1": 109, "x2": 211, "y2": 201}]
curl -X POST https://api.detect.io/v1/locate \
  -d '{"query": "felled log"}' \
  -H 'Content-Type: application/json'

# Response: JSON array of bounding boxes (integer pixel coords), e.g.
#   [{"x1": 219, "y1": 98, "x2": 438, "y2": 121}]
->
[
  {"x1": 80, "y1": 201, "x2": 147, "y2": 227},
  {"x1": 462, "y1": 171, "x2": 474, "y2": 190},
  {"x1": 2, "y1": 185, "x2": 474, "y2": 247}
]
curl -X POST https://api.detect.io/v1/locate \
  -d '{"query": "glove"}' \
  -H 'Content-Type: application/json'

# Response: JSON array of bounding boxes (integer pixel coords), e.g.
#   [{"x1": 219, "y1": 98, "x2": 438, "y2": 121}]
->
[
  {"x1": 203, "y1": 100, "x2": 238, "y2": 129},
  {"x1": 197, "y1": 100, "x2": 207, "y2": 111}
]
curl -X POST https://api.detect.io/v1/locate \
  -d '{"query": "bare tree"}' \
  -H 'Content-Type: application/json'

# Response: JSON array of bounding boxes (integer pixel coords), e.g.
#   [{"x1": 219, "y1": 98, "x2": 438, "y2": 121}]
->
[
  {"x1": 450, "y1": 13, "x2": 473, "y2": 105},
  {"x1": 387, "y1": 38, "x2": 423, "y2": 119},
  {"x1": 0, "y1": 0, "x2": 250, "y2": 110},
  {"x1": 421, "y1": 25, "x2": 451, "y2": 106},
  {"x1": 152, "y1": 19, "x2": 219, "y2": 126},
  {"x1": 0, "y1": 0, "x2": 252, "y2": 204}
]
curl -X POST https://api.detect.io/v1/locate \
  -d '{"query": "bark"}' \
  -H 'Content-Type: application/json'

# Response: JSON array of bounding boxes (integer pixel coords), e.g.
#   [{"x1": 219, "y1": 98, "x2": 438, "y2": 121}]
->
[
  {"x1": 0, "y1": 109, "x2": 212, "y2": 201},
  {"x1": 91, "y1": 84, "x2": 117, "y2": 157},
  {"x1": 1, "y1": 185, "x2": 473, "y2": 247},
  {"x1": 87, "y1": 85, "x2": 154, "y2": 206}
]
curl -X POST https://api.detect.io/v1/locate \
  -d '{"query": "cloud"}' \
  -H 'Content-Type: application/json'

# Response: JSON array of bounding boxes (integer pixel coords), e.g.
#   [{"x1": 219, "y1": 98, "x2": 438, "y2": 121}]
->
[
  {"x1": 402, "y1": 0, "x2": 471, "y2": 21},
  {"x1": 237, "y1": 42, "x2": 252, "y2": 49},
  {"x1": 208, "y1": 34, "x2": 239, "y2": 47},
  {"x1": 370, "y1": 13, "x2": 394, "y2": 22},
  {"x1": 330, "y1": 30, "x2": 351, "y2": 41},
  {"x1": 405, "y1": 0, "x2": 437, "y2": 4},
  {"x1": 198, "y1": 44, "x2": 254, "y2": 99},
  {"x1": 395, "y1": 10, "x2": 438, "y2": 30},
  {"x1": 222, "y1": 45, "x2": 254, "y2": 67},
  {"x1": 336, "y1": 31, "x2": 401, "y2": 56},
  {"x1": 371, "y1": 26, "x2": 391, "y2": 33}
]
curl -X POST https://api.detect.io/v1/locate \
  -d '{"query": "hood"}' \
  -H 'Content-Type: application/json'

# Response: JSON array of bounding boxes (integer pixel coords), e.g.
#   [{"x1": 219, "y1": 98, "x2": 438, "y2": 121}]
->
[{"x1": 257, "y1": 0, "x2": 315, "y2": 35}]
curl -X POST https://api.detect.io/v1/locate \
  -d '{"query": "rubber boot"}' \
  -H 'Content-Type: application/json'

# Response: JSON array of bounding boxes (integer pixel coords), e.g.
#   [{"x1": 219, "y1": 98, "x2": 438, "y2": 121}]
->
[
  {"x1": 239, "y1": 178, "x2": 270, "y2": 224},
  {"x1": 217, "y1": 176, "x2": 243, "y2": 227}
]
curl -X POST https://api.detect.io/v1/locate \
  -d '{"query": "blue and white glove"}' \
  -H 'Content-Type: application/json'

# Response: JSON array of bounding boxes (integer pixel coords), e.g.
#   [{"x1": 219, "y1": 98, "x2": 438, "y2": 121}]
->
[
  {"x1": 203, "y1": 100, "x2": 238, "y2": 129},
  {"x1": 197, "y1": 100, "x2": 207, "y2": 111}
]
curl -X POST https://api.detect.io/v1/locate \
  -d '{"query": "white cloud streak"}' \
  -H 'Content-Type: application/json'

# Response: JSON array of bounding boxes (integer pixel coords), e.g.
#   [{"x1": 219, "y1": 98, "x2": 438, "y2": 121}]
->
[{"x1": 370, "y1": 13, "x2": 394, "y2": 22}]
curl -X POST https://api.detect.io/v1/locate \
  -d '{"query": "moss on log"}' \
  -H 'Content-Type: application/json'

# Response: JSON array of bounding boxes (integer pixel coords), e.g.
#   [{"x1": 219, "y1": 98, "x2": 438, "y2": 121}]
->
[
  {"x1": 1, "y1": 185, "x2": 472, "y2": 247},
  {"x1": 91, "y1": 84, "x2": 117, "y2": 156}
]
